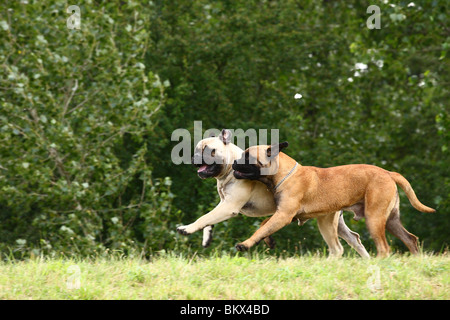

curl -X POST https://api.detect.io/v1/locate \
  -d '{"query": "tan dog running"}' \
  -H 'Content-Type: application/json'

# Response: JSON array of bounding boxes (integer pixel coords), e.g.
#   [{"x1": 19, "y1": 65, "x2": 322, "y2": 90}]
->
[
  {"x1": 177, "y1": 130, "x2": 370, "y2": 258},
  {"x1": 231, "y1": 142, "x2": 436, "y2": 257}
]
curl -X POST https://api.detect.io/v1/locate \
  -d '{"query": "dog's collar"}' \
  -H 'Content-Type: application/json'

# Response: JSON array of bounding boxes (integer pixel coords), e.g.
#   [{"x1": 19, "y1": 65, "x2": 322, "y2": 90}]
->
[{"x1": 273, "y1": 162, "x2": 298, "y2": 191}]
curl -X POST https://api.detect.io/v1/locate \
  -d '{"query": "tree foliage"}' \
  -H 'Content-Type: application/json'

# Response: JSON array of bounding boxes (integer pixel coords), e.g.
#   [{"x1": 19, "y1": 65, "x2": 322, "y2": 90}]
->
[{"x1": 0, "y1": 0, "x2": 448, "y2": 257}]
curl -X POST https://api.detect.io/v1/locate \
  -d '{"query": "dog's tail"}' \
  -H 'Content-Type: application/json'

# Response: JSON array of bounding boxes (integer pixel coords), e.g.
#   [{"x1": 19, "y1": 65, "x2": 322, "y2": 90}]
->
[{"x1": 389, "y1": 171, "x2": 436, "y2": 213}]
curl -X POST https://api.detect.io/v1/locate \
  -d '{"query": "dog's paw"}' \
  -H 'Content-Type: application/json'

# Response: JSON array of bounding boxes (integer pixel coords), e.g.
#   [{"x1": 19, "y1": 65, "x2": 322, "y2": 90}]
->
[
  {"x1": 177, "y1": 225, "x2": 194, "y2": 235},
  {"x1": 235, "y1": 243, "x2": 249, "y2": 252}
]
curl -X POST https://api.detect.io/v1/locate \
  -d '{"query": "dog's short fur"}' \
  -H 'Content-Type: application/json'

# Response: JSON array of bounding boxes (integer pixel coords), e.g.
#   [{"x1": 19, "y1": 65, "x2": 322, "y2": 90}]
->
[
  {"x1": 232, "y1": 142, "x2": 436, "y2": 257},
  {"x1": 177, "y1": 130, "x2": 370, "y2": 258}
]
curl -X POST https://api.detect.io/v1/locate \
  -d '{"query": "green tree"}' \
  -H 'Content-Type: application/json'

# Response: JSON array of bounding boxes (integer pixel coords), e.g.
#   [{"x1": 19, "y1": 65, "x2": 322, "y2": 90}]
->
[
  {"x1": 0, "y1": 1, "x2": 180, "y2": 256},
  {"x1": 147, "y1": 0, "x2": 449, "y2": 252}
]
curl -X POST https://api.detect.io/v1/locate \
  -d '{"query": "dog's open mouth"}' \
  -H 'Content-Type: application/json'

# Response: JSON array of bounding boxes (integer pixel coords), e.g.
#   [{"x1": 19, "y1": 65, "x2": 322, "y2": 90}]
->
[
  {"x1": 194, "y1": 162, "x2": 221, "y2": 179},
  {"x1": 196, "y1": 163, "x2": 216, "y2": 174},
  {"x1": 192, "y1": 147, "x2": 223, "y2": 179},
  {"x1": 197, "y1": 164, "x2": 209, "y2": 173}
]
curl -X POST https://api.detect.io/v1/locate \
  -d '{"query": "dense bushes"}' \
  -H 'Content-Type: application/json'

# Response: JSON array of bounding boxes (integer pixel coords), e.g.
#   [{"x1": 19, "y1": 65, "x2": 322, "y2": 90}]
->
[
  {"x1": 0, "y1": 0, "x2": 448, "y2": 258},
  {"x1": 0, "y1": 1, "x2": 181, "y2": 256}
]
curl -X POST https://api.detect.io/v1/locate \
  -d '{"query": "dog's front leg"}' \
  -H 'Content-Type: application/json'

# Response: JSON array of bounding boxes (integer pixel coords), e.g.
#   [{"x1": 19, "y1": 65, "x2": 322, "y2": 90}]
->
[
  {"x1": 177, "y1": 201, "x2": 241, "y2": 236},
  {"x1": 201, "y1": 225, "x2": 214, "y2": 248},
  {"x1": 236, "y1": 209, "x2": 296, "y2": 251}
]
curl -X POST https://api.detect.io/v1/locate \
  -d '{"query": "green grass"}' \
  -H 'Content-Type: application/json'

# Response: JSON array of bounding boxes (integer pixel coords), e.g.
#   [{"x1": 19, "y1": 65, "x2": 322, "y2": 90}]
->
[{"x1": 0, "y1": 252, "x2": 448, "y2": 299}]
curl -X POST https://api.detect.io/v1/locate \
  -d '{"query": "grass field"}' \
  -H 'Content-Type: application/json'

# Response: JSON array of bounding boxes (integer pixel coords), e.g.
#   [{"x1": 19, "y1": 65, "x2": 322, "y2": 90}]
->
[{"x1": 0, "y1": 252, "x2": 448, "y2": 300}]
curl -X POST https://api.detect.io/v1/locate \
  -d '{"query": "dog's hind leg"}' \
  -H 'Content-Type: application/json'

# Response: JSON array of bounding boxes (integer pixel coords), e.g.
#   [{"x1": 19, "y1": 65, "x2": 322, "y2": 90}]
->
[
  {"x1": 364, "y1": 183, "x2": 396, "y2": 258},
  {"x1": 337, "y1": 211, "x2": 370, "y2": 258},
  {"x1": 386, "y1": 194, "x2": 419, "y2": 254}
]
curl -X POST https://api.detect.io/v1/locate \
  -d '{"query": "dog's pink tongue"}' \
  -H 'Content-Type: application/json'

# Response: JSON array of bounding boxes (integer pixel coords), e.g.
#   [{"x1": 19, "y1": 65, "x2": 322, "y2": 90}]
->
[{"x1": 198, "y1": 165, "x2": 208, "y2": 173}]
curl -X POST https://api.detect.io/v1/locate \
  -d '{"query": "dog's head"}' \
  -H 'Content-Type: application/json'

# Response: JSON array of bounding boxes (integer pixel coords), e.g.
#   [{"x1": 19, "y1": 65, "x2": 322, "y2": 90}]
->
[
  {"x1": 232, "y1": 142, "x2": 289, "y2": 180},
  {"x1": 192, "y1": 129, "x2": 237, "y2": 179}
]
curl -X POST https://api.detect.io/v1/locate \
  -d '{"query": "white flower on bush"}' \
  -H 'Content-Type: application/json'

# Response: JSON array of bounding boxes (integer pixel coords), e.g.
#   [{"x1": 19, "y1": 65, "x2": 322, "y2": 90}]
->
[
  {"x1": 355, "y1": 63, "x2": 368, "y2": 71},
  {"x1": 353, "y1": 63, "x2": 369, "y2": 78}
]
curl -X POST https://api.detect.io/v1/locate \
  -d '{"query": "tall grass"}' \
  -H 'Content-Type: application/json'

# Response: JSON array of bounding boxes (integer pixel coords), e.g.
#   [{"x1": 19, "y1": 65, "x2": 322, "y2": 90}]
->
[{"x1": 0, "y1": 251, "x2": 448, "y2": 300}]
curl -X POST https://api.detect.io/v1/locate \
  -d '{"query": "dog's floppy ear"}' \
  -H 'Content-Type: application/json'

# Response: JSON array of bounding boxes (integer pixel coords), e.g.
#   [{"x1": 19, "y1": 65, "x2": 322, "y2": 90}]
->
[
  {"x1": 219, "y1": 129, "x2": 232, "y2": 145},
  {"x1": 266, "y1": 141, "x2": 289, "y2": 158}
]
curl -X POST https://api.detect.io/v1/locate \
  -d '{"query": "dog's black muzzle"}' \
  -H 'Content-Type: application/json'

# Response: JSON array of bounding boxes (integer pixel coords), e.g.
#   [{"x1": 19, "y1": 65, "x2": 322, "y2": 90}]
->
[{"x1": 232, "y1": 159, "x2": 260, "y2": 180}]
